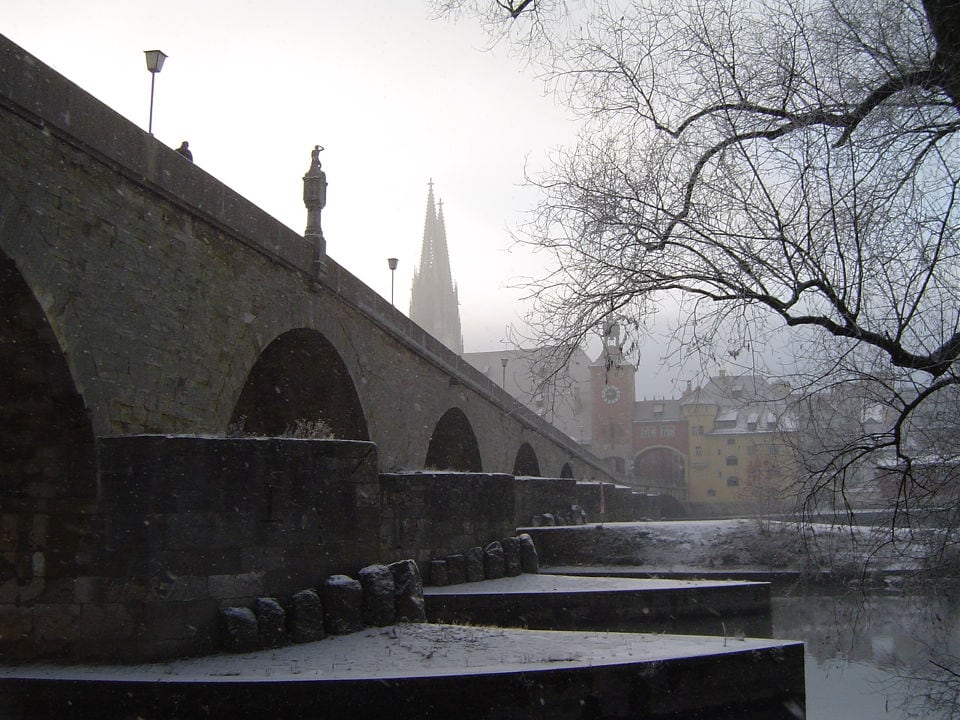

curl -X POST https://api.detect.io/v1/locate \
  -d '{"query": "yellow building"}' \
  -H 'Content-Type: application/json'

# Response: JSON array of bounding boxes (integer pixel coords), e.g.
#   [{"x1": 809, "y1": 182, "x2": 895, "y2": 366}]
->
[{"x1": 681, "y1": 372, "x2": 796, "y2": 511}]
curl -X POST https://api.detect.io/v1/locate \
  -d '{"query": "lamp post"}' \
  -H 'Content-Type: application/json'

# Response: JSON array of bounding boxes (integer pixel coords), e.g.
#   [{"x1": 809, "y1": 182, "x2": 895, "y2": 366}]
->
[
  {"x1": 143, "y1": 50, "x2": 167, "y2": 135},
  {"x1": 500, "y1": 357, "x2": 508, "y2": 389},
  {"x1": 387, "y1": 258, "x2": 398, "y2": 306}
]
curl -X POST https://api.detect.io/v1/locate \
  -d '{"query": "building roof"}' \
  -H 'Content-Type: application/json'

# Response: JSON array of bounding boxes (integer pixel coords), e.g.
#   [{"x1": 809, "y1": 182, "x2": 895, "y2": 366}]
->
[{"x1": 633, "y1": 398, "x2": 684, "y2": 422}]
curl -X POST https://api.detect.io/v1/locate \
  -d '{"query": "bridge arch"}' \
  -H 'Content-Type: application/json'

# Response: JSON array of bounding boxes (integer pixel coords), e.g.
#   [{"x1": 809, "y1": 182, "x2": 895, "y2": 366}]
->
[
  {"x1": 513, "y1": 442, "x2": 542, "y2": 477},
  {"x1": 633, "y1": 446, "x2": 687, "y2": 498},
  {"x1": 0, "y1": 249, "x2": 95, "y2": 495},
  {"x1": 424, "y1": 407, "x2": 483, "y2": 471},
  {"x1": 230, "y1": 328, "x2": 368, "y2": 440},
  {"x1": 0, "y1": 248, "x2": 96, "y2": 595}
]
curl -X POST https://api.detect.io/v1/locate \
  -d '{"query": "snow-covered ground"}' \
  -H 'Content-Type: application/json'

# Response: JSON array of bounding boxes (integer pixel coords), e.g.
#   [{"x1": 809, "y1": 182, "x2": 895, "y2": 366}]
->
[
  {"x1": 528, "y1": 518, "x2": 948, "y2": 577},
  {"x1": 0, "y1": 622, "x2": 797, "y2": 683}
]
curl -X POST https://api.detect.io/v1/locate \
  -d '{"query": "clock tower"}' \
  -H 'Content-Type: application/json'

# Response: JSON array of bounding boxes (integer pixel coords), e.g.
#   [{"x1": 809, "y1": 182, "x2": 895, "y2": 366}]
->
[{"x1": 590, "y1": 326, "x2": 636, "y2": 478}]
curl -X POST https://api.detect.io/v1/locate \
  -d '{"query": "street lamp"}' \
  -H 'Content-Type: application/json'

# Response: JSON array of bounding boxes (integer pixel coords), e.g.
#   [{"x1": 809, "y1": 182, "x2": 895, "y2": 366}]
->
[
  {"x1": 143, "y1": 49, "x2": 167, "y2": 135},
  {"x1": 387, "y1": 258, "x2": 398, "y2": 306},
  {"x1": 500, "y1": 357, "x2": 508, "y2": 389}
]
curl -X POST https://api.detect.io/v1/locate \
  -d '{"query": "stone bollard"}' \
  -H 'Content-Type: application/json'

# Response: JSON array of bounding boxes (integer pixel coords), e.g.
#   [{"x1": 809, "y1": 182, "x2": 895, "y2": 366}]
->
[
  {"x1": 289, "y1": 589, "x2": 325, "y2": 643},
  {"x1": 389, "y1": 559, "x2": 426, "y2": 622},
  {"x1": 518, "y1": 533, "x2": 540, "y2": 574},
  {"x1": 359, "y1": 564, "x2": 396, "y2": 627},
  {"x1": 220, "y1": 606, "x2": 259, "y2": 653},
  {"x1": 464, "y1": 546, "x2": 485, "y2": 583},
  {"x1": 323, "y1": 575, "x2": 364, "y2": 635},
  {"x1": 483, "y1": 541, "x2": 506, "y2": 579},
  {"x1": 254, "y1": 597, "x2": 287, "y2": 648},
  {"x1": 501, "y1": 536, "x2": 522, "y2": 577}
]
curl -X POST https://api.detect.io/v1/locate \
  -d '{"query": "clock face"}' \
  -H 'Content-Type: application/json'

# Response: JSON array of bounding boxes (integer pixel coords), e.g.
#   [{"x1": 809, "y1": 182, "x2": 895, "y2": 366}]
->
[{"x1": 601, "y1": 384, "x2": 622, "y2": 404}]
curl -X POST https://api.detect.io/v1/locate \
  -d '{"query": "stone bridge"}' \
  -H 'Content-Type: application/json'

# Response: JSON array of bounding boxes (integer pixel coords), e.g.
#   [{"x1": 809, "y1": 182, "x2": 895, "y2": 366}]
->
[{"x1": 0, "y1": 35, "x2": 619, "y2": 660}]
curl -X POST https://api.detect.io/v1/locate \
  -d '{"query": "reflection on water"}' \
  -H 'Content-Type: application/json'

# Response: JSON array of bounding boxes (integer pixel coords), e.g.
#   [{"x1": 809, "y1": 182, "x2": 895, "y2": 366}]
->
[{"x1": 772, "y1": 591, "x2": 960, "y2": 719}]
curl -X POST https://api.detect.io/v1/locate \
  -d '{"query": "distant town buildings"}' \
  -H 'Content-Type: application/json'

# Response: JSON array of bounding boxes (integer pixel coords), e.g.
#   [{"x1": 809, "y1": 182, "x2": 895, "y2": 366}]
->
[
  {"x1": 409, "y1": 181, "x2": 463, "y2": 355},
  {"x1": 476, "y1": 326, "x2": 800, "y2": 512}
]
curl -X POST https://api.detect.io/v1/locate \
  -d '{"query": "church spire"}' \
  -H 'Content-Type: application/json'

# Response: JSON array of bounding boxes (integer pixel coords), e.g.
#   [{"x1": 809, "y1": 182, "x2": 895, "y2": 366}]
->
[{"x1": 410, "y1": 180, "x2": 463, "y2": 354}]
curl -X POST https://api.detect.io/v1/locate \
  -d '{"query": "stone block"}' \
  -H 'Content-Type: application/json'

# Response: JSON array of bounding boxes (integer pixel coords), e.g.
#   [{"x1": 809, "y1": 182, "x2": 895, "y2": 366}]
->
[
  {"x1": 389, "y1": 559, "x2": 426, "y2": 623},
  {"x1": 483, "y1": 541, "x2": 506, "y2": 580},
  {"x1": 289, "y1": 589, "x2": 325, "y2": 643},
  {"x1": 518, "y1": 533, "x2": 540, "y2": 574},
  {"x1": 220, "y1": 606, "x2": 259, "y2": 653},
  {"x1": 358, "y1": 564, "x2": 395, "y2": 627},
  {"x1": 208, "y1": 571, "x2": 263, "y2": 600},
  {"x1": 32, "y1": 602, "x2": 81, "y2": 641},
  {"x1": 148, "y1": 573, "x2": 208, "y2": 602},
  {"x1": 501, "y1": 536, "x2": 522, "y2": 577},
  {"x1": 254, "y1": 597, "x2": 286, "y2": 648},
  {"x1": 444, "y1": 554, "x2": 466, "y2": 585},
  {"x1": 464, "y1": 546, "x2": 485, "y2": 583},
  {"x1": 79, "y1": 602, "x2": 135, "y2": 640},
  {"x1": 322, "y1": 575, "x2": 363, "y2": 635}
]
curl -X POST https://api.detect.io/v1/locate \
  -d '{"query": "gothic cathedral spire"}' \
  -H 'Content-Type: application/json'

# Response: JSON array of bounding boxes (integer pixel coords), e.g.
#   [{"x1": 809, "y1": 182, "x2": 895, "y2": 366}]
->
[{"x1": 410, "y1": 180, "x2": 463, "y2": 354}]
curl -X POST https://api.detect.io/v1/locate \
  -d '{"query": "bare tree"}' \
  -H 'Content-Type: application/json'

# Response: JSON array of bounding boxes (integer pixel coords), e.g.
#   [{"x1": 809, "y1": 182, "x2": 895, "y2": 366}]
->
[
  {"x1": 433, "y1": 0, "x2": 960, "y2": 520},
  {"x1": 434, "y1": 1, "x2": 960, "y2": 709}
]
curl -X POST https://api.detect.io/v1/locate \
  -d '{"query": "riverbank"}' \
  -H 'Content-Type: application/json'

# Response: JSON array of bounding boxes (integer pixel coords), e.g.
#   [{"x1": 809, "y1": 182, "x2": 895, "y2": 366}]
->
[{"x1": 524, "y1": 518, "x2": 956, "y2": 591}]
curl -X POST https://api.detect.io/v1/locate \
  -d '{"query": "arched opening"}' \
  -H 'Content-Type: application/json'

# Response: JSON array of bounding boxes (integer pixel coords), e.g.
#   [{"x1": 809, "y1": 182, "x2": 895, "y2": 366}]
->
[
  {"x1": 424, "y1": 407, "x2": 482, "y2": 471},
  {"x1": 513, "y1": 442, "x2": 541, "y2": 477},
  {"x1": 560, "y1": 462, "x2": 574, "y2": 479},
  {"x1": 230, "y1": 328, "x2": 368, "y2": 440},
  {"x1": 0, "y1": 249, "x2": 95, "y2": 583},
  {"x1": 633, "y1": 447, "x2": 687, "y2": 499}
]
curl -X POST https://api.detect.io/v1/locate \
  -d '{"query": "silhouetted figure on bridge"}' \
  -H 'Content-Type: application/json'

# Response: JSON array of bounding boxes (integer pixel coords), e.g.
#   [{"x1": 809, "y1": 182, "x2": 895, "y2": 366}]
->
[{"x1": 175, "y1": 141, "x2": 192, "y2": 161}]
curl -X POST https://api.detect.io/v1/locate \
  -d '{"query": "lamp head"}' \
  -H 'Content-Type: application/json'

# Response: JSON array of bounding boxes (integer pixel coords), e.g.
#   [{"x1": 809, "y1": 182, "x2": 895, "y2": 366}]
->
[{"x1": 144, "y1": 50, "x2": 167, "y2": 73}]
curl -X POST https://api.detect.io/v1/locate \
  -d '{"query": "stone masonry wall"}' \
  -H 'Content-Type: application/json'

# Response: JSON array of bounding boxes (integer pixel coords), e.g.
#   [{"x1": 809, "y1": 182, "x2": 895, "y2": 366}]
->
[
  {"x1": 514, "y1": 476, "x2": 578, "y2": 526},
  {"x1": 379, "y1": 473, "x2": 516, "y2": 568},
  {"x1": 1, "y1": 436, "x2": 380, "y2": 662}
]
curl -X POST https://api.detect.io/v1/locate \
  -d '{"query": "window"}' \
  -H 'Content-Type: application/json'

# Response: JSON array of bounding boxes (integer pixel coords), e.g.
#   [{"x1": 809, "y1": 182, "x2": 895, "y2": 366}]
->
[
  {"x1": 727, "y1": 438, "x2": 736, "y2": 445},
  {"x1": 707, "y1": 489, "x2": 717, "y2": 497},
  {"x1": 640, "y1": 426, "x2": 656, "y2": 438},
  {"x1": 692, "y1": 425, "x2": 704, "y2": 436},
  {"x1": 726, "y1": 456, "x2": 739, "y2": 466},
  {"x1": 747, "y1": 444, "x2": 757, "y2": 455},
  {"x1": 695, "y1": 446, "x2": 703, "y2": 457},
  {"x1": 660, "y1": 425, "x2": 675, "y2": 438},
  {"x1": 727, "y1": 476, "x2": 740, "y2": 487}
]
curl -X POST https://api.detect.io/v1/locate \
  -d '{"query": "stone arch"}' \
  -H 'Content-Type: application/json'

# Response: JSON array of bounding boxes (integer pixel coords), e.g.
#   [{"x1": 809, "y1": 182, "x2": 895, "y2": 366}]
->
[
  {"x1": 0, "y1": 248, "x2": 96, "y2": 589},
  {"x1": 633, "y1": 446, "x2": 686, "y2": 497},
  {"x1": 560, "y1": 462, "x2": 574, "y2": 479},
  {"x1": 0, "y1": 250, "x2": 95, "y2": 496},
  {"x1": 513, "y1": 442, "x2": 541, "y2": 477},
  {"x1": 424, "y1": 407, "x2": 482, "y2": 472},
  {"x1": 230, "y1": 328, "x2": 368, "y2": 440}
]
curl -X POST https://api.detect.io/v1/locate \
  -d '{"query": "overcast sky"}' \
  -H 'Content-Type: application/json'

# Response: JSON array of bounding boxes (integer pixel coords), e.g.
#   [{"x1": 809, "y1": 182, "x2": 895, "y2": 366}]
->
[{"x1": 5, "y1": 1, "x2": 585, "y2": 350}]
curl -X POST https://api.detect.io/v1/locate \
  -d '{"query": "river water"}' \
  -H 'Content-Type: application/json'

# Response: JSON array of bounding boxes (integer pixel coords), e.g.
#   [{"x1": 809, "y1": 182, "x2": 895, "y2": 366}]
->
[{"x1": 771, "y1": 590, "x2": 960, "y2": 719}]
